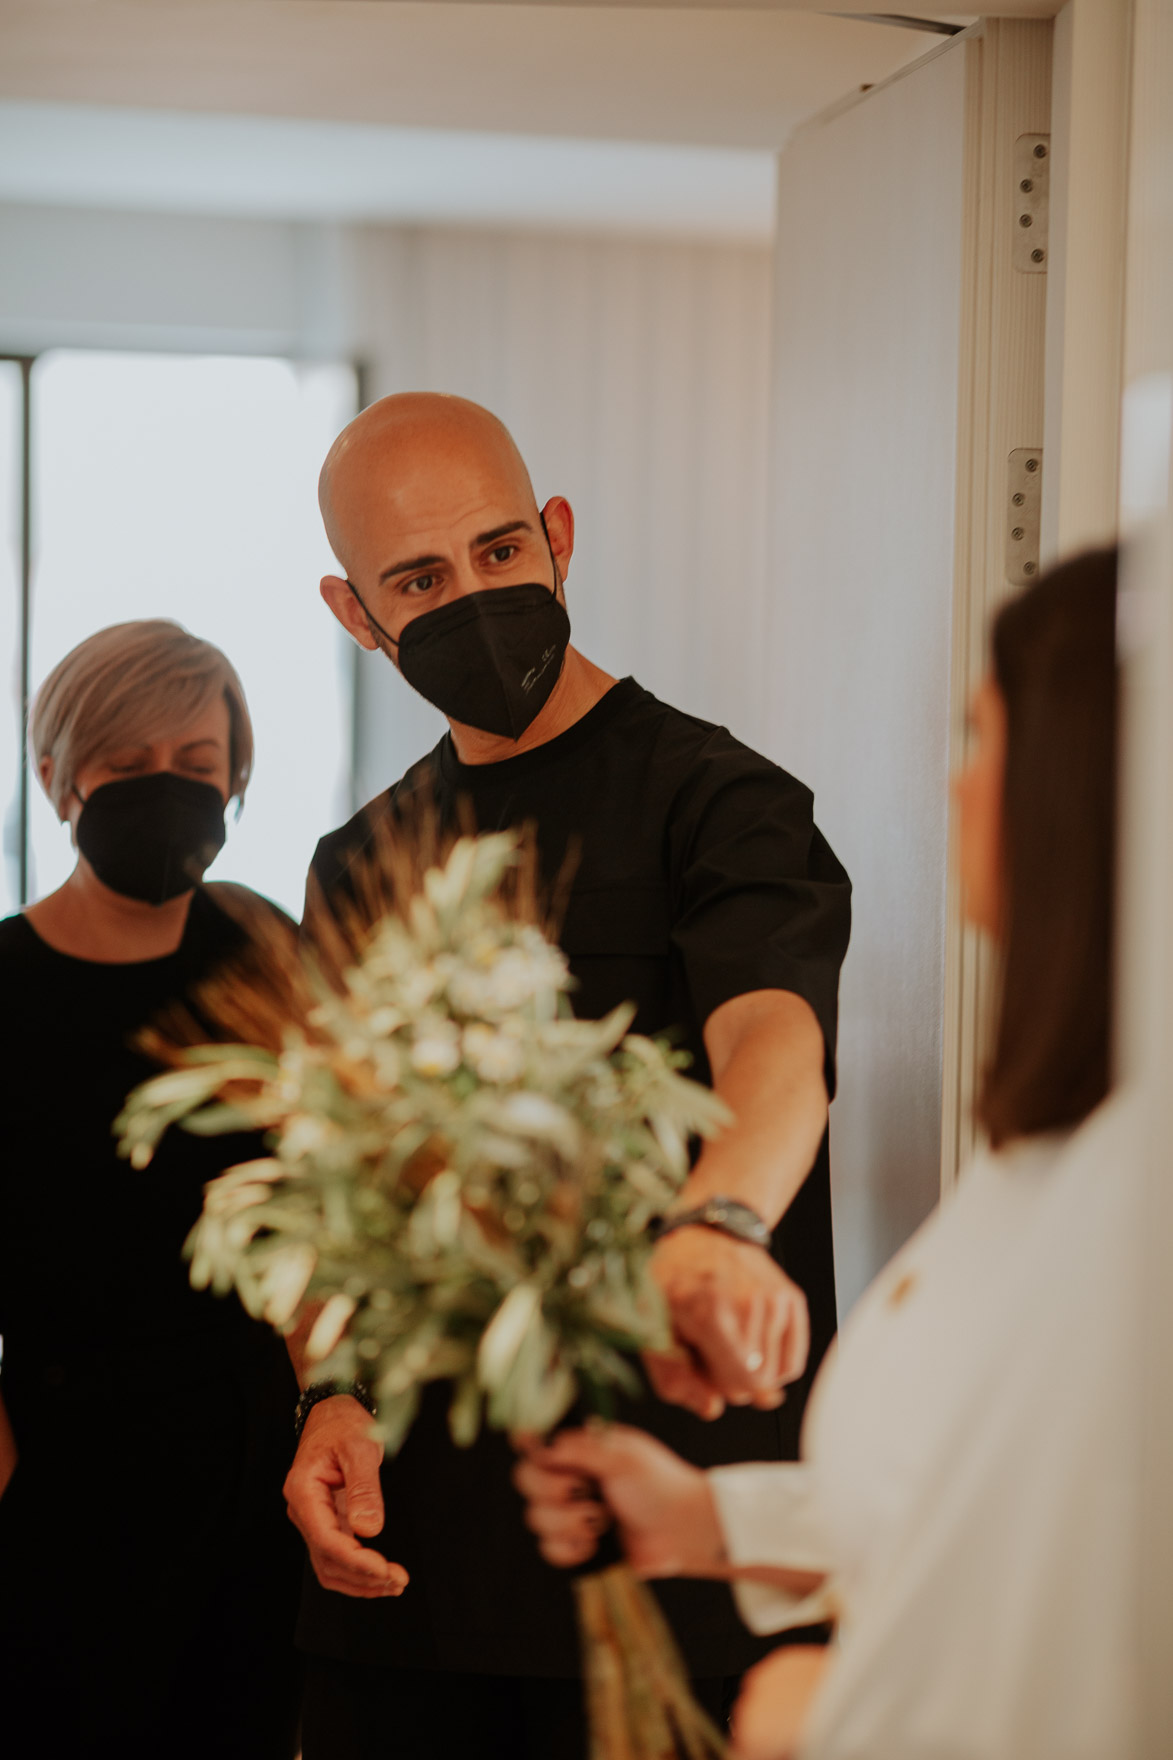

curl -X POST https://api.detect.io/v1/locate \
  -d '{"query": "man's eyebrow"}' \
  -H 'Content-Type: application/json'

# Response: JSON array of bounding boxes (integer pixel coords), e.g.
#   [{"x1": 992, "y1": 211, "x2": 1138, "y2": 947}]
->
[
  {"x1": 377, "y1": 521, "x2": 534, "y2": 585},
  {"x1": 175, "y1": 738, "x2": 223, "y2": 752},
  {"x1": 378, "y1": 551, "x2": 445, "y2": 585},
  {"x1": 474, "y1": 519, "x2": 533, "y2": 547}
]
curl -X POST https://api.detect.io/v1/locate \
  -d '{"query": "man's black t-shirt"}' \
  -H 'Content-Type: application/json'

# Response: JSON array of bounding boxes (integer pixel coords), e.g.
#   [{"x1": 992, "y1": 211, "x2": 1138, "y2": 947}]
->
[{"x1": 298, "y1": 677, "x2": 851, "y2": 1679}]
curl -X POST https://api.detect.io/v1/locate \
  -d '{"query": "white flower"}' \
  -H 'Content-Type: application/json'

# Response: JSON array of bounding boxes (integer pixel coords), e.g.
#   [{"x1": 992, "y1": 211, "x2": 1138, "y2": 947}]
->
[
  {"x1": 501, "y1": 1092, "x2": 565, "y2": 1132},
  {"x1": 399, "y1": 964, "x2": 440, "y2": 1012},
  {"x1": 463, "y1": 930, "x2": 500, "y2": 968},
  {"x1": 449, "y1": 944, "x2": 567, "y2": 1019},
  {"x1": 446, "y1": 966, "x2": 492, "y2": 1016},
  {"x1": 410, "y1": 1023, "x2": 462, "y2": 1077},
  {"x1": 281, "y1": 1114, "x2": 338, "y2": 1161},
  {"x1": 486, "y1": 950, "x2": 546, "y2": 1011},
  {"x1": 463, "y1": 1023, "x2": 526, "y2": 1084}
]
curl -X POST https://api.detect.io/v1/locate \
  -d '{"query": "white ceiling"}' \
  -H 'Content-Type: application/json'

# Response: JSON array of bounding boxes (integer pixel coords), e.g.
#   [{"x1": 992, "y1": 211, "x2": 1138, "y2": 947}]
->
[
  {"x1": 0, "y1": 102, "x2": 779, "y2": 238},
  {"x1": 0, "y1": 1, "x2": 991, "y2": 236},
  {"x1": 0, "y1": 3, "x2": 960, "y2": 147}
]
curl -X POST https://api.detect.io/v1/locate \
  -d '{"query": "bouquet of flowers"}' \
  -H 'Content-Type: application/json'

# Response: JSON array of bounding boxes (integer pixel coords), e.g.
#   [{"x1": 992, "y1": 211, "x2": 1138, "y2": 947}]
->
[{"x1": 117, "y1": 830, "x2": 730, "y2": 1758}]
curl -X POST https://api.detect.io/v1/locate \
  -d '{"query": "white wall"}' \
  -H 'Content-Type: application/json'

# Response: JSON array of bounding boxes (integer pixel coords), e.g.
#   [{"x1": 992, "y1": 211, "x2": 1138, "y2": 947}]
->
[
  {"x1": 343, "y1": 225, "x2": 773, "y2": 803},
  {"x1": 0, "y1": 202, "x2": 308, "y2": 356},
  {"x1": 0, "y1": 197, "x2": 773, "y2": 821},
  {"x1": 765, "y1": 44, "x2": 968, "y2": 1310}
]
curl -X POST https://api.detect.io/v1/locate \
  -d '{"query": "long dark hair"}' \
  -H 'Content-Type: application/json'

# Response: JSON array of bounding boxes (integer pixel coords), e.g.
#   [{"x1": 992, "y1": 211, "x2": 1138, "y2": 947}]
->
[{"x1": 978, "y1": 547, "x2": 1118, "y2": 1148}]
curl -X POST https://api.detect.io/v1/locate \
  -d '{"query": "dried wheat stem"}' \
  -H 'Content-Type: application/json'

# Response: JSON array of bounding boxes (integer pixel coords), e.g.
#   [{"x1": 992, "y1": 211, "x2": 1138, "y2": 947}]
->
[{"x1": 576, "y1": 1565, "x2": 729, "y2": 1759}]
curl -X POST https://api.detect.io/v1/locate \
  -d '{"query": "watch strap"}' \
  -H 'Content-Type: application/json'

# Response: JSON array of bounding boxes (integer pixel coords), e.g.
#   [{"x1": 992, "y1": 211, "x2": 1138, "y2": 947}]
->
[
  {"x1": 294, "y1": 1378, "x2": 376, "y2": 1444},
  {"x1": 651, "y1": 1196, "x2": 773, "y2": 1251}
]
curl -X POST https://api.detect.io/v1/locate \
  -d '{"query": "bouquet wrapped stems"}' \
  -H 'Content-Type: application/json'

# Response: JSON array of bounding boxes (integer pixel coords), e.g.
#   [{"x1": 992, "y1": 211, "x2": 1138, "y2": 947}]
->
[
  {"x1": 576, "y1": 1564, "x2": 729, "y2": 1759},
  {"x1": 116, "y1": 828, "x2": 734, "y2": 1758}
]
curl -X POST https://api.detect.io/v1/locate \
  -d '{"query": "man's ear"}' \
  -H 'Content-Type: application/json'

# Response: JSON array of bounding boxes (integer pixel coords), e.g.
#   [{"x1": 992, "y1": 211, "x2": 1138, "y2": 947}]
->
[
  {"x1": 541, "y1": 497, "x2": 575, "y2": 590},
  {"x1": 321, "y1": 575, "x2": 379, "y2": 652}
]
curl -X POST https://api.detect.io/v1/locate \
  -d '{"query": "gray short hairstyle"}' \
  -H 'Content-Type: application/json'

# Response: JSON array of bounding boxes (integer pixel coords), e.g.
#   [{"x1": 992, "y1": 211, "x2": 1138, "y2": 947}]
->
[{"x1": 31, "y1": 619, "x2": 254, "y2": 812}]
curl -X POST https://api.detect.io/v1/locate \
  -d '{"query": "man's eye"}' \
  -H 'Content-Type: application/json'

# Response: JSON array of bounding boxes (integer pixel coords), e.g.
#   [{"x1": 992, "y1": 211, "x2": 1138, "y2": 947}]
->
[
  {"x1": 402, "y1": 574, "x2": 438, "y2": 595},
  {"x1": 488, "y1": 545, "x2": 517, "y2": 564}
]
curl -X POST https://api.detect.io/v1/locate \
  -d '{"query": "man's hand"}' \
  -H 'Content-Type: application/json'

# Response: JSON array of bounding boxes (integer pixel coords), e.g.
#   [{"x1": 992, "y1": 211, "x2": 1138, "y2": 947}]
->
[
  {"x1": 513, "y1": 1424, "x2": 725, "y2": 1577},
  {"x1": 645, "y1": 1228, "x2": 810, "y2": 1420},
  {"x1": 641, "y1": 988, "x2": 825, "y2": 1420},
  {"x1": 730, "y1": 1645, "x2": 830, "y2": 1760},
  {"x1": 283, "y1": 1395, "x2": 409, "y2": 1599}
]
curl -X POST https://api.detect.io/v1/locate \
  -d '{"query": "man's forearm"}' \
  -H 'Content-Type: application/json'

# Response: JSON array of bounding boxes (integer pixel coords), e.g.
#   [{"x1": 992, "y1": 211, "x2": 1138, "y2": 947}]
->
[
  {"x1": 285, "y1": 1304, "x2": 322, "y2": 1389},
  {"x1": 681, "y1": 990, "x2": 828, "y2": 1226}
]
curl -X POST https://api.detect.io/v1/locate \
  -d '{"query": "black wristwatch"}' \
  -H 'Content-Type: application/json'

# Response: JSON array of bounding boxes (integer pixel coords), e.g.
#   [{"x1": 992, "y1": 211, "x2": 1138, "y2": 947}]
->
[
  {"x1": 650, "y1": 1196, "x2": 773, "y2": 1251},
  {"x1": 294, "y1": 1379, "x2": 376, "y2": 1444}
]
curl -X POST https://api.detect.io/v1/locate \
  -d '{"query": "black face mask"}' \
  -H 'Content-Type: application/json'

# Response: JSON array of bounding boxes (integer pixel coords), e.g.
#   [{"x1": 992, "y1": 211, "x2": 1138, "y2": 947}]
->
[
  {"x1": 75, "y1": 772, "x2": 227, "y2": 905},
  {"x1": 349, "y1": 535, "x2": 571, "y2": 740}
]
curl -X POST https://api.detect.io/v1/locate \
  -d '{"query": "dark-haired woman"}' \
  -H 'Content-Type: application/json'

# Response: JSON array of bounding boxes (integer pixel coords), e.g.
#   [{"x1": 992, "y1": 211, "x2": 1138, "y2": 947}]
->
[
  {"x1": 515, "y1": 548, "x2": 1138, "y2": 1760},
  {"x1": 0, "y1": 621, "x2": 303, "y2": 1760}
]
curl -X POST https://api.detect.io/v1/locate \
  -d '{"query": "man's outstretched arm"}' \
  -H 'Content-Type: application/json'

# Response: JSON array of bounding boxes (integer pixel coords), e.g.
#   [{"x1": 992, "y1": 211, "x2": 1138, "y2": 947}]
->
[{"x1": 646, "y1": 987, "x2": 828, "y2": 1419}]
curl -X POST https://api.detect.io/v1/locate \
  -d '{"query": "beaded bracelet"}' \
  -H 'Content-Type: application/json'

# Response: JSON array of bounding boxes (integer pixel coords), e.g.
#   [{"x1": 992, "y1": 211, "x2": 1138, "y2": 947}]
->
[{"x1": 294, "y1": 1378, "x2": 377, "y2": 1444}]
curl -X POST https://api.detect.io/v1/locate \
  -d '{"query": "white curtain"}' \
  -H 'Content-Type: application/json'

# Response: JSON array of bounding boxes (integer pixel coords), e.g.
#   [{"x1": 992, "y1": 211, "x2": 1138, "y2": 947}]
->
[{"x1": 347, "y1": 224, "x2": 773, "y2": 806}]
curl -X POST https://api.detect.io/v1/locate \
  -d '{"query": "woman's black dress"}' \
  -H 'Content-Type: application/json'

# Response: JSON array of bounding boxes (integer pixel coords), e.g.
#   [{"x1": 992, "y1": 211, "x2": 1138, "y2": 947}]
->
[{"x1": 0, "y1": 888, "x2": 303, "y2": 1760}]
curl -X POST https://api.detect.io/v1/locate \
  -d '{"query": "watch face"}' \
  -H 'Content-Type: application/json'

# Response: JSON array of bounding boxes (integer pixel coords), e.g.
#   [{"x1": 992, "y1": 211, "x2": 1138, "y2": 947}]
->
[
  {"x1": 657, "y1": 1197, "x2": 770, "y2": 1248},
  {"x1": 708, "y1": 1199, "x2": 770, "y2": 1244}
]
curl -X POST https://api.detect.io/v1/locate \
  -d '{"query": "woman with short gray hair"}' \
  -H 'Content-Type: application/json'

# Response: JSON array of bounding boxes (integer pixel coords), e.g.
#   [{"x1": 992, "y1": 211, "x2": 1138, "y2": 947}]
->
[{"x1": 0, "y1": 620, "x2": 302, "y2": 1759}]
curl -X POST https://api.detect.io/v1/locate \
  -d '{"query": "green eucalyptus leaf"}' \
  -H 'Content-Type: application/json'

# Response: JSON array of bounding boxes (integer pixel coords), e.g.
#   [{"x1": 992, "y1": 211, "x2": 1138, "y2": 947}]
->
[{"x1": 447, "y1": 1373, "x2": 484, "y2": 1448}]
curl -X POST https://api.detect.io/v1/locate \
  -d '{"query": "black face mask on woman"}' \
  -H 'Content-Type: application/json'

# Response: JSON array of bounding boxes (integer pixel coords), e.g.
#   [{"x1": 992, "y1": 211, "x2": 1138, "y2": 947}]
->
[
  {"x1": 348, "y1": 531, "x2": 571, "y2": 740},
  {"x1": 75, "y1": 772, "x2": 227, "y2": 905}
]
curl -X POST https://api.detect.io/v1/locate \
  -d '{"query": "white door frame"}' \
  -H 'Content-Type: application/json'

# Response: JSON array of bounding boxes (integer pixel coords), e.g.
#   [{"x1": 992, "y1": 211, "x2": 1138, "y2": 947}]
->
[
  {"x1": 940, "y1": 17, "x2": 1053, "y2": 1189},
  {"x1": 1041, "y1": 0, "x2": 1134, "y2": 565}
]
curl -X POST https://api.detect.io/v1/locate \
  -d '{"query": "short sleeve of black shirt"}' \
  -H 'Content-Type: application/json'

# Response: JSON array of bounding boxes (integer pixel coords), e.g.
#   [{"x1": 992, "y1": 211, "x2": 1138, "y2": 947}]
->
[{"x1": 664, "y1": 730, "x2": 849, "y2": 1099}]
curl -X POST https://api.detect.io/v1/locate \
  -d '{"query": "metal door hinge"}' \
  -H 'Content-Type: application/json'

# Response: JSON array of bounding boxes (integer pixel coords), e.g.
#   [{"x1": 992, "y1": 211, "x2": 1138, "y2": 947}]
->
[
  {"x1": 1013, "y1": 135, "x2": 1050, "y2": 272},
  {"x1": 1007, "y1": 448, "x2": 1043, "y2": 584}
]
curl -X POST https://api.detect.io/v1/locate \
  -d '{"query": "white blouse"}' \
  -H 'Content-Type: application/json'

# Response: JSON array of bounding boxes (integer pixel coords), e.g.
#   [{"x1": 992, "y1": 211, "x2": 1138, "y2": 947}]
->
[{"x1": 709, "y1": 1092, "x2": 1142, "y2": 1760}]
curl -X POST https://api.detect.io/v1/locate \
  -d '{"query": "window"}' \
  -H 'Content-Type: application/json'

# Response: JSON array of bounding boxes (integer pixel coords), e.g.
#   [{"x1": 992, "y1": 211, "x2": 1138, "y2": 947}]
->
[
  {"x1": 0, "y1": 362, "x2": 23, "y2": 917},
  {"x1": 2, "y1": 351, "x2": 357, "y2": 918}
]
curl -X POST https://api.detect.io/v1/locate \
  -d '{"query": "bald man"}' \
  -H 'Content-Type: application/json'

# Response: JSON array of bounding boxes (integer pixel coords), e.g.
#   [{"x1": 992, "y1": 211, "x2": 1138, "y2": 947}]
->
[{"x1": 286, "y1": 394, "x2": 851, "y2": 1760}]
